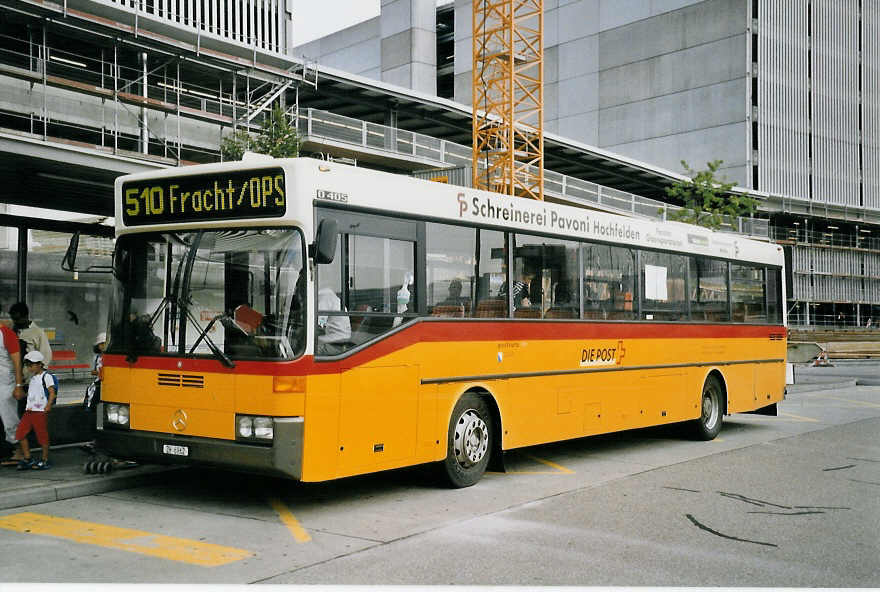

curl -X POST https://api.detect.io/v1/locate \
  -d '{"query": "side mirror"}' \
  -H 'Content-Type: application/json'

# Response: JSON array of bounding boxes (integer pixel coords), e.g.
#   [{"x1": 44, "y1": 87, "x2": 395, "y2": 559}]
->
[
  {"x1": 312, "y1": 218, "x2": 338, "y2": 264},
  {"x1": 61, "y1": 232, "x2": 80, "y2": 272}
]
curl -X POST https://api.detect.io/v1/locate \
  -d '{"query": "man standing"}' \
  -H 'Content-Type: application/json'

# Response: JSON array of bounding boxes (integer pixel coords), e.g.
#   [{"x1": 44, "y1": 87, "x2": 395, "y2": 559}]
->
[
  {"x1": 0, "y1": 318, "x2": 25, "y2": 461},
  {"x1": 9, "y1": 302, "x2": 52, "y2": 364}
]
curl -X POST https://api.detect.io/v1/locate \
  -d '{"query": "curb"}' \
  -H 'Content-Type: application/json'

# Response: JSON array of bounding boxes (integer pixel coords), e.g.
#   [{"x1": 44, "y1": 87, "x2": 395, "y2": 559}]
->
[{"x1": 0, "y1": 466, "x2": 181, "y2": 511}]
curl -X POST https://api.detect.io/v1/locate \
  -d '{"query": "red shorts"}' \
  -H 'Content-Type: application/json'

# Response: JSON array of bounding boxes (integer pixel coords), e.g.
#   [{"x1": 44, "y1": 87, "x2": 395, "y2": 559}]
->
[{"x1": 15, "y1": 411, "x2": 49, "y2": 447}]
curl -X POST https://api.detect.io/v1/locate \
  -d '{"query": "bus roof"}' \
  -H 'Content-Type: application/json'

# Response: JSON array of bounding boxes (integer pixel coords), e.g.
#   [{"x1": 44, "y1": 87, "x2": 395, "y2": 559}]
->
[{"x1": 115, "y1": 157, "x2": 783, "y2": 267}]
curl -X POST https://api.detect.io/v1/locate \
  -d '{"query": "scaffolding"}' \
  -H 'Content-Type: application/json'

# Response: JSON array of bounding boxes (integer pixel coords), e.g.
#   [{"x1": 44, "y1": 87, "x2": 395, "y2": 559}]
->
[
  {"x1": 0, "y1": 4, "x2": 317, "y2": 165},
  {"x1": 471, "y1": 0, "x2": 543, "y2": 200}
]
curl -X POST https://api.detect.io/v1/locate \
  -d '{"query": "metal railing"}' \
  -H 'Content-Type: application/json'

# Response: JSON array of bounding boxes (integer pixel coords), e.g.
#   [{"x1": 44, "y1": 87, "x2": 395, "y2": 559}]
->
[
  {"x1": 296, "y1": 108, "x2": 770, "y2": 239},
  {"x1": 771, "y1": 226, "x2": 880, "y2": 251},
  {"x1": 787, "y1": 313, "x2": 880, "y2": 328},
  {"x1": 106, "y1": 0, "x2": 287, "y2": 54}
]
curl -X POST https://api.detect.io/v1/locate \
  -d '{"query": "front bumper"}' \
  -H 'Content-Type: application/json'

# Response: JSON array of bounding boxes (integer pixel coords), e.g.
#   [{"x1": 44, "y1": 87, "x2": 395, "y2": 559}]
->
[{"x1": 96, "y1": 416, "x2": 304, "y2": 480}]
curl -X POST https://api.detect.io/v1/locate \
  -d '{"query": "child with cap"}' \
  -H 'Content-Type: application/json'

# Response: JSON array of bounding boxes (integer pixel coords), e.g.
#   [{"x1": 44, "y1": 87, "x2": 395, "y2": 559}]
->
[
  {"x1": 85, "y1": 332, "x2": 106, "y2": 408},
  {"x1": 15, "y1": 350, "x2": 56, "y2": 470}
]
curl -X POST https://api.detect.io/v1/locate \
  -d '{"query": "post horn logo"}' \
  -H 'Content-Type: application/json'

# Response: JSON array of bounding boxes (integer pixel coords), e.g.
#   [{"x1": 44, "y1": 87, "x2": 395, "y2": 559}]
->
[{"x1": 171, "y1": 409, "x2": 188, "y2": 431}]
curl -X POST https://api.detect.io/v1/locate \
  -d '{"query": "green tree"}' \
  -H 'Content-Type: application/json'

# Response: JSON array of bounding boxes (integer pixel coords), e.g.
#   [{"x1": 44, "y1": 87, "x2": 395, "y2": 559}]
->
[
  {"x1": 664, "y1": 160, "x2": 757, "y2": 230},
  {"x1": 220, "y1": 105, "x2": 300, "y2": 161}
]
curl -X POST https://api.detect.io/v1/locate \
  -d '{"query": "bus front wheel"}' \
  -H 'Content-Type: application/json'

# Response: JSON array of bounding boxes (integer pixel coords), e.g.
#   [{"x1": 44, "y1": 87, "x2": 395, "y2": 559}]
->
[
  {"x1": 690, "y1": 375, "x2": 723, "y2": 440},
  {"x1": 440, "y1": 394, "x2": 492, "y2": 488}
]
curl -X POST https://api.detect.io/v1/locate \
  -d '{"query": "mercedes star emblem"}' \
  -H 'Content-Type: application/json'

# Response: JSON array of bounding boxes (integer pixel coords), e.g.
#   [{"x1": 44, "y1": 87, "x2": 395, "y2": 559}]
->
[{"x1": 171, "y1": 409, "x2": 188, "y2": 431}]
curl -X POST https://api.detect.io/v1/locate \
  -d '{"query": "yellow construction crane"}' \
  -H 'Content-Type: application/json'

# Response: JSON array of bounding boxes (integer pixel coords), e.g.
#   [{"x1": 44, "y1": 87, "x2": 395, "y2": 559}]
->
[{"x1": 472, "y1": 0, "x2": 544, "y2": 200}]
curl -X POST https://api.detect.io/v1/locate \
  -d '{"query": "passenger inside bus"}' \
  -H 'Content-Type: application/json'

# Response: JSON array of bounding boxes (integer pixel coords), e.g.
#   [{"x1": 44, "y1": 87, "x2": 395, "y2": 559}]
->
[
  {"x1": 430, "y1": 279, "x2": 464, "y2": 317},
  {"x1": 393, "y1": 272, "x2": 414, "y2": 328},
  {"x1": 316, "y1": 284, "x2": 351, "y2": 355},
  {"x1": 547, "y1": 281, "x2": 577, "y2": 318},
  {"x1": 499, "y1": 265, "x2": 531, "y2": 311},
  {"x1": 441, "y1": 278, "x2": 464, "y2": 306}
]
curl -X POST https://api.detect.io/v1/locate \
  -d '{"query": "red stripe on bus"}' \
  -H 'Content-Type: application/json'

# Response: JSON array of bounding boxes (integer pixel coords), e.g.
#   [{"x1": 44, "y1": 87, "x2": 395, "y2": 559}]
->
[{"x1": 102, "y1": 321, "x2": 784, "y2": 375}]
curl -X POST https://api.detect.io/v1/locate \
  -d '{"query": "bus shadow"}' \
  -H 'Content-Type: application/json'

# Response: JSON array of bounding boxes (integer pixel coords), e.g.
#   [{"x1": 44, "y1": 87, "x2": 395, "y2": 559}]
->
[
  {"x1": 139, "y1": 419, "x2": 773, "y2": 509},
  {"x1": 493, "y1": 418, "x2": 773, "y2": 474}
]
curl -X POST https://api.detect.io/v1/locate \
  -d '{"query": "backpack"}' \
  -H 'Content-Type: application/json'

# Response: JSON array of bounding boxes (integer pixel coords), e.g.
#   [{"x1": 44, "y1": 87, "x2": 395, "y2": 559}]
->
[{"x1": 40, "y1": 371, "x2": 59, "y2": 399}]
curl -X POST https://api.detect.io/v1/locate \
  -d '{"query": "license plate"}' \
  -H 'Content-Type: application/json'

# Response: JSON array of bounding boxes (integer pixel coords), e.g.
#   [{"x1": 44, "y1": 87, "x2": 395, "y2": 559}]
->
[{"x1": 162, "y1": 444, "x2": 189, "y2": 457}]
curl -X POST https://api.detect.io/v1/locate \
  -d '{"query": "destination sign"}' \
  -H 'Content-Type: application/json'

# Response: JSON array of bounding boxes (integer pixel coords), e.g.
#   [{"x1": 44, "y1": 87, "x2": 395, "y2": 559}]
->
[{"x1": 121, "y1": 167, "x2": 286, "y2": 226}]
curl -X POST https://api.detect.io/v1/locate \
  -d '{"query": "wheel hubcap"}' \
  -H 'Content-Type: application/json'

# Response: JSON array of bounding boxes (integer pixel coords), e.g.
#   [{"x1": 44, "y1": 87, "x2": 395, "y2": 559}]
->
[
  {"x1": 453, "y1": 409, "x2": 488, "y2": 467},
  {"x1": 702, "y1": 389, "x2": 719, "y2": 430}
]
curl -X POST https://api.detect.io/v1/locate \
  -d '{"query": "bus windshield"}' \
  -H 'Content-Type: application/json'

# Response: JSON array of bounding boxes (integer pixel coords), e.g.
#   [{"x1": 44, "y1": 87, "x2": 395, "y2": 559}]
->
[{"x1": 107, "y1": 228, "x2": 306, "y2": 362}]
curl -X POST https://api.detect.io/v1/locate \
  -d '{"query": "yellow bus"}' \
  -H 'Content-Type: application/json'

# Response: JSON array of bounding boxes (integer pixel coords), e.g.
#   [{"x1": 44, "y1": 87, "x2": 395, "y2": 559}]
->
[{"x1": 95, "y1": 157, "x2": 786, "y2": 487}]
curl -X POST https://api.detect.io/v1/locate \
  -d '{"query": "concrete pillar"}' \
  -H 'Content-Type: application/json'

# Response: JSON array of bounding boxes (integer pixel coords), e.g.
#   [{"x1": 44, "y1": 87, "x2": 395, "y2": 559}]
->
[
  {"x1": 380, "y1": 0, "x2": 436, "y2": 94},
  {"x1": 384, "y1": 101, "x2": 398, "y2": 150}
]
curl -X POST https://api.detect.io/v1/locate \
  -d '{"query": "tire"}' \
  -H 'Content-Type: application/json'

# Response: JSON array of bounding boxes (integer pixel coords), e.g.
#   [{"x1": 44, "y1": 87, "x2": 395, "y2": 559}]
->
[
  {"x1": 690, "y1": 375, "x2": 724, "y2": 440},
  {"x1": 440, "y1": 394, "x2": 493, "y2": 488}
]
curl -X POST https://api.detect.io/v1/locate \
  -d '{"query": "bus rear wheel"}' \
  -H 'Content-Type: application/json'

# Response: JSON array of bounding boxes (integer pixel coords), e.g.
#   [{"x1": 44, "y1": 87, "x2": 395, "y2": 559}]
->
[
  {"x1": 440, "y1": 394, "x2": 492, "y2": 488},
  {"x1": 690, "y1": 375, "x2": 723, "y2": 440}
]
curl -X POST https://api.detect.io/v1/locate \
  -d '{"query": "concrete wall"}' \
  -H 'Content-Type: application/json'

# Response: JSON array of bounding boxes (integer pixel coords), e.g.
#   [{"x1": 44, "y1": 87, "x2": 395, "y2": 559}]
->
[
  {"x1": 293, "y1": 16, "x2": 383, "y2": 79},
  {"x1": 293, "y1": 0, "x2": 750, "y2": 180},
  {"x1": 380, "y1": 0, "x2": 437, "y2": 94},
  {"x1": 455, "y1": 0, "x2": 749, "y2": 181},
  {"x1": 293, "y1": 0, "x2": 437, "y2": 95}
]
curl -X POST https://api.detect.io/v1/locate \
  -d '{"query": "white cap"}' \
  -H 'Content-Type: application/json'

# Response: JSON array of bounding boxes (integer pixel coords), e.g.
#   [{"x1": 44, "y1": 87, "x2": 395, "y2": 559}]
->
[
  {"x1": 95, "y1": 332, "x2": 107, "y2": 345},
  {"x1": 24, "y1": 350, "x2": 44, "y2": 364}
]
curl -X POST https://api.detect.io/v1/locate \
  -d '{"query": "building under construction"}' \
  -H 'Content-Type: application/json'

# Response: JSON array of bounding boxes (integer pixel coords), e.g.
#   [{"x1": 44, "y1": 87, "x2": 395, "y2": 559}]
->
[{"x1": 0, "y1": 0, "x2": 876, "y2": 365}]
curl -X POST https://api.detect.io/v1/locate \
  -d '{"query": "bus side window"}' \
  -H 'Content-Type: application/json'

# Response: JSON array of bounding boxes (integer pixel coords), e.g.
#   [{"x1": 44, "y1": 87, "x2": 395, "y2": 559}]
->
[
  {"x1": 509, "y1": 233, "x2": 579, "y2": 319},
  {"x1": 473, "y1": 229, "x2": 507, "y2": 317},
  {"x1": 425, "y1": 222, "x2": 477, "y2": 317},
  {"x1": 689, "y1": 256, "x2": 729, "y2": 322},
  {"x1": 316, "y1": 233, "x2": 351, "y2": 355},
  {"x1": 766, "y1": 267, "x2": 782, "y2": 324},
  {"x1": 583, "y1": 243, "x2": 637, "y2": 320},
  {"x1": 641, "y1": 250, "x2": 687, "y2": 321},
  {"x1": 317, "y1": 230, "x2": 416, "y2": 354},
  {"x1": 731, "y1": 263, "x2": 766, "y2": 323}
]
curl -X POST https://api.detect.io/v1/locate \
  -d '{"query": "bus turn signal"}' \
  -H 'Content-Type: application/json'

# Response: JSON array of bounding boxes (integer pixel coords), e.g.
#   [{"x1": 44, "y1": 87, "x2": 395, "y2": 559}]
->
[{"x1": 273, "y1": 376, "x2": 305, "y2": 393}]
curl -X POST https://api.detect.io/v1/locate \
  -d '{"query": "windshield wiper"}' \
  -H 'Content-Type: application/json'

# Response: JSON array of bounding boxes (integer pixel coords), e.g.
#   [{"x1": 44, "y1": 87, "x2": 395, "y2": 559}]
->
[{"x1": 188, "y1": 313, "x2": 236, "y2": 368}]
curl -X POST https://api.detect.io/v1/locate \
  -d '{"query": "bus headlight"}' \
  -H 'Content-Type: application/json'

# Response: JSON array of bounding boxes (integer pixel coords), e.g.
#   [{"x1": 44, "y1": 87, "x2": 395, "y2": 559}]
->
[
  {"x1": 104, "y1": 403, "x2": 130, "y2": 429},
  {"x1": 238, "y1": 416, "x2": 253, "y2": 438},
  {"x1": 235, "y1": 415, "x2": 273, "y2": 443},
  {"x1": 253, "y1": 417, "x2": 273, "y2": 440}
]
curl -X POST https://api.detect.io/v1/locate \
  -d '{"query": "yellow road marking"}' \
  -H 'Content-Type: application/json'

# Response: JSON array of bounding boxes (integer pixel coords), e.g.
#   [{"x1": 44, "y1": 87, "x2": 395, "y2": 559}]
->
[
  {"x1": 268, "y1": 498, "x2": 311, "y2": 543},
  {"x1": 524, "y1": 454, "x2": 575, "y2": 474},
  {"x1": 487, "y1": 453, "x2": 576, "y2": 475},
  {"x1": 0, "y1": 513, "x2": 251, "y2": 566}
]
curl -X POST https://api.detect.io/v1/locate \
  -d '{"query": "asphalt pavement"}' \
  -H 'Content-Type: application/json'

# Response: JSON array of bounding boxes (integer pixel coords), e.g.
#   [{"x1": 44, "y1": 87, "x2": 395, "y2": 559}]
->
[{"x1": 0, "y1": 362, "x2": 864, "y2": 512}]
